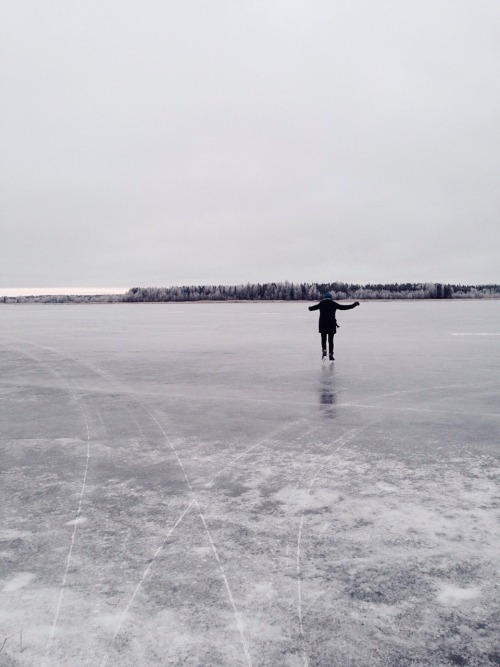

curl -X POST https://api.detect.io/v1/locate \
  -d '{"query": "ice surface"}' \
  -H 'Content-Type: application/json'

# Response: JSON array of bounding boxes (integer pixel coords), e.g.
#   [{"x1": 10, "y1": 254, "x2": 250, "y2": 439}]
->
[{"x1": 0, "y1": 301, "x2": 499, "y2": 667}]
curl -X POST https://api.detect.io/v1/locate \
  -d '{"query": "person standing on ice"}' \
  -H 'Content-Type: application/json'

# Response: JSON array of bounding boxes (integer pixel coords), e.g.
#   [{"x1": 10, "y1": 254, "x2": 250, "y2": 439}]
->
[{"x1": 309, "y1": 293, "x2": 360, "y2": 361}]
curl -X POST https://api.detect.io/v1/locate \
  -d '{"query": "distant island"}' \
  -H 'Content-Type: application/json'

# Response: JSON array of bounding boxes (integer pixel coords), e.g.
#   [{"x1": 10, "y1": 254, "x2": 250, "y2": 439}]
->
[{"x1": 2, "y1": 282, "x2": 500, "y2": 303}]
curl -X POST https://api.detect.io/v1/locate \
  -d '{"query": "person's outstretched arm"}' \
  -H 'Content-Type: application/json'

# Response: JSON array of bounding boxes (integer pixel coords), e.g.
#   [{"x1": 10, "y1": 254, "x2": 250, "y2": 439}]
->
[
  {"x1": 334, "y1": 301, "x2": 360, "y2": 310},
  {"x1": 308, "y1": 303, "x2": 320, "y2": 311}
]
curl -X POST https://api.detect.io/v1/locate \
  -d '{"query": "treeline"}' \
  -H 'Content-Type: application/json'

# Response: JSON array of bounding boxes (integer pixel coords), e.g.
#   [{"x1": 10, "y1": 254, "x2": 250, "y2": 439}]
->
[
  {"x1": 2, "y1": 282, "x2": 499, "y2": 304},
  {"x1": 122, "y1": 282, "x2": 499, "y2": 301}
]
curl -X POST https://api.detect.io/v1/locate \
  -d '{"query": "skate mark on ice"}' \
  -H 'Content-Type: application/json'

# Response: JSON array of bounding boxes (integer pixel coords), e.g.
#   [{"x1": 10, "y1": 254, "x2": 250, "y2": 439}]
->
[
  {"x1": 204, "y1": 417, "x2": 312, "y2": 488},
  {"x1": 0, "y1": 342, "x2": 157, "y2": 667},
  {"x1": 2, "y1": 339, "x2": 353, "y2": 665},
  {"x1": 361, "y1": 380, "x2": 482, "y2": 402},
  {"x1": 6, "y1": 339, "x2": 250, "y2": 665},
  {"x1": 42, "y1": 393, "x2": 92, "y2": 665},
  {"x1": 100, "y1": 499, "x2": 195, "y2": 667},
  {"x1": 0, "y1": 337, "x2": 495, "y2": 421},
  {"x1": 8, "y1": 344, "x2": 192, "y2": 665},
  {"x1": 335, "y1": 400, "x2": 500, "y2": 419},
  {"x1": 116, "y1": 388, "x2": 500, "y2": 420},
  {"x1": 140, "y1": 408, "x2": 253, "y2": 667},
  {"x1": 0, "y1": 342, "x2": 95, "y2": 664},
  {"x1": 296, "y1": 428, "x2": 361, "y2": 667},
  {"x1": 103, "y1": 414, "x2": 315, "y2": 664},
  {"x1": 168, "y1": 390, "x2": 500, "y2": 419},
  {"x1": 338, "y1": 379, "x2": 500, "y2": 419},
  {"x1": 130, "y1": 414, "x2": 157, "y2": 462}
]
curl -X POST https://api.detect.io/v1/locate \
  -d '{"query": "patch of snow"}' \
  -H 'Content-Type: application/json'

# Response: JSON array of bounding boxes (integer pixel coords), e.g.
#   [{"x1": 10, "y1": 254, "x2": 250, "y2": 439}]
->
[
  {"x1": 437, "y1": 584, "x2": 482, "y2": 605},
  {"x1": 2, "y1": 572, "x2": 35, "y2": 592},
  {"x1": 65, "y1": 516, "x2": 88, "y2": 526},
  {"x1": 0, "y1": 529, "x2": 31, "y2": 540}
]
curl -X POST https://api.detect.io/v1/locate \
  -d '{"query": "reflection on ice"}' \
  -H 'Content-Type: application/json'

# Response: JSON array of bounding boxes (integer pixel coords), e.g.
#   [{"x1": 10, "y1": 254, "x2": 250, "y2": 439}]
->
[{"x1": 319, "y1": 365, "x2": 336, "y2": 410}]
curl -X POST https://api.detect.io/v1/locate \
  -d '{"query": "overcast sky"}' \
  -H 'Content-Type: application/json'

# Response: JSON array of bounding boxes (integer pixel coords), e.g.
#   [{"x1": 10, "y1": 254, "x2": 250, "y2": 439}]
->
[{"x1": 1, "y1": 0, "x2": 499, "y2": 292}]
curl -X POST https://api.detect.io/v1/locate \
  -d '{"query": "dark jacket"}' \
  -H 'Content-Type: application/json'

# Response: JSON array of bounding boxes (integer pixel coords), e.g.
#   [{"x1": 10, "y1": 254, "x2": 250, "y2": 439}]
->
[{"x1": 308, "y1": 300, "x2": 359, "y2": 333}]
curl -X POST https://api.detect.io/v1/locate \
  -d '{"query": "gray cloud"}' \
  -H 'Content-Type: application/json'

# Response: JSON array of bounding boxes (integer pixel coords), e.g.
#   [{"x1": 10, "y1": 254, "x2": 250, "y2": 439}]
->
[{"x1": 1, "y1": 0, "x2": 499, "y2": 289}]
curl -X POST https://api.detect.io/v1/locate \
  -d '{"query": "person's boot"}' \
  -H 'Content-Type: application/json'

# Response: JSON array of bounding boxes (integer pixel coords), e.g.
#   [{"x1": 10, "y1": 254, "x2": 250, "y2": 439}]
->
[
  {"x1": 329, "y1": 353, "x2": 335, "y2": 361},
  {"x1": 322, "y1": 349, "x2": 327, "y2": 360}
]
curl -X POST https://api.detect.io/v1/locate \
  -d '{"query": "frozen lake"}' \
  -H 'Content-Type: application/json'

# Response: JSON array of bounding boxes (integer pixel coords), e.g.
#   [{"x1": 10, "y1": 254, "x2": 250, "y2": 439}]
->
[{"x1": 0, "y1": 301, "x2": 499, "y2": 667}]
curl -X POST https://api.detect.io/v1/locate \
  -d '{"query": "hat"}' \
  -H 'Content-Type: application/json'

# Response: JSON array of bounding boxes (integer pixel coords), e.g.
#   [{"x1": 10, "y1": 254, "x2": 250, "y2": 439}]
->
[{"x1": 322, "y1": 292, "x2": 333, "y2": 300}]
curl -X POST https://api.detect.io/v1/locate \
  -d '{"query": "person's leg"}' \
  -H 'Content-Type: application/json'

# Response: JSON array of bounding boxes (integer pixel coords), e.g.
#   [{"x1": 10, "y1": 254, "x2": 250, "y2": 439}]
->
[
  {"x1": 321, "y1": 332, "x2": 327, "y2": 357},
  {"x1": 328, "y1": 333, "x2": 335, "y2": 359}
]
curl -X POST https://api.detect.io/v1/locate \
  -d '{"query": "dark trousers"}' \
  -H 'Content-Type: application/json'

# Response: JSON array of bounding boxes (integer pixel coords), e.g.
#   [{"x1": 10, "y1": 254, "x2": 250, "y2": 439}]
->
[{"x1": 321, "y1": 332, "x2": 335, "y2": 355}]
